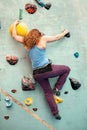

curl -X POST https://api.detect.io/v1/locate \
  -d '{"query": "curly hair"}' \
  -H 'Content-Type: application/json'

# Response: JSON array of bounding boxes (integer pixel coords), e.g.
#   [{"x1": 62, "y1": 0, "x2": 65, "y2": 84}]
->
[{"x1": 24, "y1": 29, "x2": 42, "y2": 49}]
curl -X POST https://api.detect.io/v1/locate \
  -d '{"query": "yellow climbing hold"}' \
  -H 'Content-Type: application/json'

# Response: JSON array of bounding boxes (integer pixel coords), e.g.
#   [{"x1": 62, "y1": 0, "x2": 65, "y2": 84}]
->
[
  {"x1": 54, "y1": 95, "x2": 64, "y2": 104},
  {"x1": 9, "y1": 22, "x2": 29, "y2": 37},
  {"x1": 24, "y1": 97, "x2": 33, "y2": 106}
]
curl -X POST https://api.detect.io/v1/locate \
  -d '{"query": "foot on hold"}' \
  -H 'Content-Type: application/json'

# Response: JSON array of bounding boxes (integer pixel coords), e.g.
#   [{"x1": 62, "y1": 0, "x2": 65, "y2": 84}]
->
[
  {"x1": 54, "y1": 95, "x2": 64, "y2": 104},
  {"x1": 55, "y1": 113, "x2": 61, "y2": 120},
  {"x1": 53, "y1": 88, "x2": 61, "y2": 96}
]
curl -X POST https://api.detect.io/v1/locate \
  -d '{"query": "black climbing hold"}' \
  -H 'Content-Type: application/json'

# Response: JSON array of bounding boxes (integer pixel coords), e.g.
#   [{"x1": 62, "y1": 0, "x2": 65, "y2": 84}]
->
[
  {"x1": 11, "y1": 89, "x2": 17, "y2": 93},
  {"x1": 64, "y1": 91, "x2": 68, "y2": 94},
  {"x1": 4, "y1": 115, "x2": 9, "y2": 120},
  {"x1": 65, "y1": 32, "x2": 70, "y2": 38},
  {"x1": 44, "y1": 2, "x2": 51, "y2": 10},
  {"x1": 33, "y1": 108, "x2": 38, "y2": 111},
  {"x1": 69, "y1": 77, "x2": 81, "y2": 90}
]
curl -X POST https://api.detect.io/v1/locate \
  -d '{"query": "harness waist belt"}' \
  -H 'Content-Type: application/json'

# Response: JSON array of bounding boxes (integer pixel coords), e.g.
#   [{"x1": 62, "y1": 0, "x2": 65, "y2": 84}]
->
[{"x1": 33, "y1": 63, "x2": 52, "y2": 75}]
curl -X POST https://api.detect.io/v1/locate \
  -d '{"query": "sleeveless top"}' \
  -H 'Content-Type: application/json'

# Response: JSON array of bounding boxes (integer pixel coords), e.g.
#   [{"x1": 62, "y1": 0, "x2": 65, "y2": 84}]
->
[{"x1": 28, "y1": 45, "x2": 49, "y2": 69}]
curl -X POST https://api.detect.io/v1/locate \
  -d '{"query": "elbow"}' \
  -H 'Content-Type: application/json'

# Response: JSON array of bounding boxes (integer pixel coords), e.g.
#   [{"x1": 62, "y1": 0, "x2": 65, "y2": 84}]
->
[
  {"x1": 12, "y1": 32, "x2": 17, "y2": 39},
  {"x1": 12, "y1": 34, "x2": 16, "y2": 40},
  {"x1": 11, "y1": 34, "x2": 18, "y2": 41}
]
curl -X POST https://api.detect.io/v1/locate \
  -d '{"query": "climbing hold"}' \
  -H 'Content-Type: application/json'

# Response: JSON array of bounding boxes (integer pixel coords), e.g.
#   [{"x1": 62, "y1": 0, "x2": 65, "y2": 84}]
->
[
  {"x1": 69, "y1": 77, "x2": 81, "y2": 90},
  {"x1": 9, "y1": 22, "x2": 29, "y2": 37},
  {"x1": 19, "y1": 9, "x2": 23, "y2": 20},
  {"x1": 25, "y1": 3, "x2": 37, "y2": 14},
  {"x1": 0, "y1": 21, "x2": 1, "y2": 29},
  {"x1": 4, "y1": 115, "x2": 9, "y2": 120},
  {"x1": 74, "y1": 52, "x2": 79, "y2": 58},
  {"x1": 21, "y1": 76, "x2": 35, "y2": 91},
  {"x1": 33, "y1": 108, "x2": 38, "y2": 111},
  {"x1": 65, "y1": 32, "x2": 70, "y2": 38},
  {"x1": 64, "y1": 91, "x2": 68, "y2": 94},
  {"x1": 34, "y1": 0, "x2": 45, "y2": 7},
  {"x1": 24, "y1": 97, "x2": 33, "y2": 106},
  {"x1": 6, "y1": 55, "x2": 18, "y2": 65},
  {"x1": 4, "y1": 97, "x2": 13, "y2": 108},
  {"x1": 11, "y1": 89, "x2": 17, "y2": 93},
  {"x1": 44, "y1": 2, "x2": 51, "y2": 10},
  {"x1": 54, "y1": 95, "x2": 64, "y2": 104},
  {"x1": 0, "y1": 88, "x2": 1, "y2": 101},
  {"x1": 35, "y1": 0, "x2": 51, "y2": 10}
]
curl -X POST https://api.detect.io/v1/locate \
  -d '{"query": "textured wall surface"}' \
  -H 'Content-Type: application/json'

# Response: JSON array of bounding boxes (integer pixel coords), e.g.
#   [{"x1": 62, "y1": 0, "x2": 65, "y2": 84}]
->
[{"x1": 0, "y1": 0, "x2": 87, "y2": 130}]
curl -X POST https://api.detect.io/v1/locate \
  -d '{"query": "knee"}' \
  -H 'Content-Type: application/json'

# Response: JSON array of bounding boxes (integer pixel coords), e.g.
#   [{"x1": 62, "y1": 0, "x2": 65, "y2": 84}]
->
[{"x1": 65, "y1": 66, "x2": 71, "y2": 74}]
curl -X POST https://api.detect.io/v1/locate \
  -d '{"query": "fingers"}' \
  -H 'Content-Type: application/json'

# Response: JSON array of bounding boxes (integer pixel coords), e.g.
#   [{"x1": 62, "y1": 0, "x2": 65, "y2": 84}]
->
[
  {"x1": 63, "y1": 29, "x2": 69, "y2": 35},
  {"x1": 13, "y1": 20, "x2": 21, "y2": 25},
  {"x1": 64, "y1": 29, "x2": 70, "y2": 38}
]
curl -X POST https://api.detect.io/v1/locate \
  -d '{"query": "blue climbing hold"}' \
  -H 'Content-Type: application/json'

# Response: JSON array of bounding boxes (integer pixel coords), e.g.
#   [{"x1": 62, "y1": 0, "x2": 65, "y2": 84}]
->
[
  {"x1": 35, "y1": 0, "x2": 45, "y2": 7},
  {"x1": 35, "y1": 0, "x2": 51, "y2": 10},
  {"x1": 4, "y1": 97, "x2": 13, "y2": 108},
  {"x1": 74, "y1": 52, "x2": 79, "y2": 58}
]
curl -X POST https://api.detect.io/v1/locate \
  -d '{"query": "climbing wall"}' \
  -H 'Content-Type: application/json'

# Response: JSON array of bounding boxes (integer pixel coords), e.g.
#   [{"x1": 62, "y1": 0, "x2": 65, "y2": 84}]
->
[{"x1": 0, "y1": 0, "x2": 87, "y2": 130}]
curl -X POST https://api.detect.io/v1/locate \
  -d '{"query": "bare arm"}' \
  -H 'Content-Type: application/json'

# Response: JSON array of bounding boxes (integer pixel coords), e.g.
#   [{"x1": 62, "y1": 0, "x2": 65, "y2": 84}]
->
[
  {"x1": 12, "y1": 20, "x2": 24, "y2": 43},
  {"x1": 42, "y1": 29, "x2": 69, "y2": 43}
]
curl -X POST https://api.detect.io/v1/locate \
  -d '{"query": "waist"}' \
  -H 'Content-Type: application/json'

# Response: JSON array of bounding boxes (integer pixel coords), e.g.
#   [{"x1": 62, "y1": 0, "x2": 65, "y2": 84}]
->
[
  {"x1": 32, "y1": 59, "x2": 49, "y2": 69},
  {"x1": 33, "y1": 63, "x2": 52, "y2": 75}
]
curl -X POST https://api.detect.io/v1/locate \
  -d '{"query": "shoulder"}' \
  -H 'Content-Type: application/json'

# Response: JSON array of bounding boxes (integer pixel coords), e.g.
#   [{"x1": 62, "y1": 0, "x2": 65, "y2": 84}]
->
[
  {"x1": 41, "y1": 35, "x2": 48, "y2": 41},
  {"x1": 36, "y1": 36, "x2": 46, "y2": 49}
]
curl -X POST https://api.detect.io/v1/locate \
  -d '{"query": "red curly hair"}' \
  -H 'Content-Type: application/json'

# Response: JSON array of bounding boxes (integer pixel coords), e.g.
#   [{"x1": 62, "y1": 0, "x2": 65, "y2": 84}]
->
[{"x1": 24, "y1": 29, "x2": 42, "y2": 49}]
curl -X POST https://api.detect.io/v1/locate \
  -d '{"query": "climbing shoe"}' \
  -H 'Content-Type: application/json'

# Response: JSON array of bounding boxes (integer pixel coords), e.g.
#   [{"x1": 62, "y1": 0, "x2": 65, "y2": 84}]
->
[
  {"x1": 54, "y1": 113, "x2": 61, "y2": 120},
  {"x1": 53, "y1": 88, "x2": 61, "y2": 96}
]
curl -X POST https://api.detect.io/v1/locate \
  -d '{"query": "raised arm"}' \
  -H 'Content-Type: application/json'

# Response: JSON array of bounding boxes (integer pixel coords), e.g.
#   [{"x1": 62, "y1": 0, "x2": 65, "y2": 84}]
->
[
  {"x1": 42, "y1": 29, "x2": 69, "y2": 43},
  {"x1": 12, "y1": 20, "x2": 24, "y2": 43}
]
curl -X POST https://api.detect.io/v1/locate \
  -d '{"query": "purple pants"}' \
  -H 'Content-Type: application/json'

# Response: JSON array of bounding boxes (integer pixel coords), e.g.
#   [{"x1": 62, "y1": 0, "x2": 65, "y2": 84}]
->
[{"x1": 34, "y1": 64, "x2": 70, "y2": 115}]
